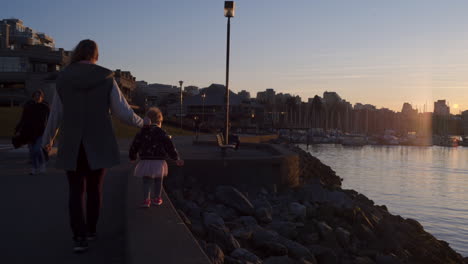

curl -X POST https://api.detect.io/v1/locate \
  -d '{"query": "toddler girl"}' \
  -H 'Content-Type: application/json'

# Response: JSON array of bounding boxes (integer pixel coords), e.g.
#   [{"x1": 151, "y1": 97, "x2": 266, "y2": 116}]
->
[{"x1": 129, "y1": 107, "x2": 184, "y2": 207}]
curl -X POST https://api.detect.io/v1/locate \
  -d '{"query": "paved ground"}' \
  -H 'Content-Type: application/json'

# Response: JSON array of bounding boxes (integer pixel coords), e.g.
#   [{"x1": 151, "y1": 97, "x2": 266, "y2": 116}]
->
[{"x1": 0, "y1": 149, "x2": 131, "y2": 264}]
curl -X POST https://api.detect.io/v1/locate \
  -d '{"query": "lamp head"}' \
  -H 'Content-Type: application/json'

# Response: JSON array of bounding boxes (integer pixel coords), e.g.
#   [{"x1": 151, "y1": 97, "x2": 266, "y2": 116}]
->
[{"x1": 224, "y1": 1, "x2": 235, "y2": 17}]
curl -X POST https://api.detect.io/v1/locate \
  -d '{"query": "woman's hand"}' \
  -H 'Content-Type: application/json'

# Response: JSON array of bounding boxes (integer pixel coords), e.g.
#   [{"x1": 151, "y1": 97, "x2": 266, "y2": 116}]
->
[
  {"x1": 176, "y1": 160, "x2": 184, "y2": 167},
  {"x1": 44, "y1": 144, "x2": 52, "y2": 153}
]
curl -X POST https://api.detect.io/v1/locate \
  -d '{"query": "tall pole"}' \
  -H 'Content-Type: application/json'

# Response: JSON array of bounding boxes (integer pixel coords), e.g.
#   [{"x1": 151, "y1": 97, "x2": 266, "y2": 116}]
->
[
  {"x1": 225, "y1": 16, "x2": 231, "y2": 144},
  {"x1": 202, "y1": 94, "x2": 206, "y2": 124},
  {"x1": 179, "y1": 80, "x2": 183, "y2": 129}
]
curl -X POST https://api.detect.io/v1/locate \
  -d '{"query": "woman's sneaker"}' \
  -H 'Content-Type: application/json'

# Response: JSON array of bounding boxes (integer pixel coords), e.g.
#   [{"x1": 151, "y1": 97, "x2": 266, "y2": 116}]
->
[
  {"x1": 151, "y1": 197, "x2": 163, "y2": 206},
  {"x1": 140, "y1": 199, "x2": 151, "y2": 208},
  {"x1": 87, "y1": 233, "x2": 97, "y2": 241},
  {"x1": 73, "y1": 238, "x2": 88, "y2": 253}
]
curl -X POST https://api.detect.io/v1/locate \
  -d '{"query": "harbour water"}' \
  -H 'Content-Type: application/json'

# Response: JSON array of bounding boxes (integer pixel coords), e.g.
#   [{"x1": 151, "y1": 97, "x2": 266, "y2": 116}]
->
[{"x1": 301, "y1": 144, "x2": 468, "y2": 256}]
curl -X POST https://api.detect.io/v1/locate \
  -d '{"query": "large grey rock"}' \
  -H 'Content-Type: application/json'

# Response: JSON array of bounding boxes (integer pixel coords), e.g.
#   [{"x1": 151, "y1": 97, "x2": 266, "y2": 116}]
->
[
  {"x1": 216, "y1": 186, "x2": 255, "y2": 215},
  {"x1": 289, "y1": 202, "x2": 307, "y2": 221},
  {"x1": 252, "y1": 228, "x2": 281, "y2": 248},
  {"x1": 263, "y1": 256, "x2": 295, "y2": 264},
  {"x1": 300, "y1": 232, "x2": 319, "y2": 245},
  {"x1": 255, "y1": 207, "x2": 273, "y2": 224},
  {"x1": 231, "y1": 248, "x2": 262, "y2": 264},
  {"x1": 237, "y1": 216, "x2": 259, "y2": 228},
  {"x1": 376, "y1": 254, "x2": 401, "y2": 264},
  {"x1": 354, "y1": 256, "x2": 376, "y2": 264},
  {"x1": 335, "y1": 227, "x2": 351, "y2": 247},
  {"x1": 190, "y1": 221, "x2": 207, "y2": 237},
  {"x1": 206, "y1": 225, "x2": 240, "y2": 253},
  {"x1": 206, "y1": 204, "x2": 240, "y2": 221},
  {"x1": 298, "y1": 183, "x2": 353, "y2": 208},
  {"x1": 203, "y1": 212, "x2": 226, "y2": 229},
  {"x1": 279, "y1": 238, "x2": 315, "y2": 261},
  {"x1": 259, "y1": 242, "x2": 288, "y2": 256},
  {"x1": 308, "y1": 245, "x2": 338, "y2": 264},
  {"x1": 267, "y1": 221, "x2": 298, "y2": 240},
  {"x1": 232, "y1": 227, "x2": 253, "y2": 240},
  {"x1": 316, "y1": 221, "x2": 334, "y2": 241},
  {"x1": 204, "y1": 243, "x2": 225, "y2": 264},
  {"x1": 224, "y1": 256, "x2": 245, "y2": 264},
  {"x1": 182, "y1": 201, "x2": 202, "y2": 220}
]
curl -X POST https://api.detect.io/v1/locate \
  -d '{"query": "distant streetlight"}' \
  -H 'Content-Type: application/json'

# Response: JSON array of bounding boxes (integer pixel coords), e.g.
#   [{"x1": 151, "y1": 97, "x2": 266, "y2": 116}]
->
[
  {"x1": 201, "y1": 93, "x2": 206, "y2": 124},
  {"x1": 179, "y1": 80, "x2": 183, "y2": 129},
  {"x1": 224, "y1": 1, "x2": 235, "y2": 144}
]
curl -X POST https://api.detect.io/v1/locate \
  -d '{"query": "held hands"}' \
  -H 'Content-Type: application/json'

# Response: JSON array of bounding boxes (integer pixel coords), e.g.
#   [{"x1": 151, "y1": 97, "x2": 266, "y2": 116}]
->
[
  {"x1": 176, "y1": 160, "x2": 184, "y2": 167},
  {"x1": 44, "y1": 144, "x2": 52, "y2": 153}
]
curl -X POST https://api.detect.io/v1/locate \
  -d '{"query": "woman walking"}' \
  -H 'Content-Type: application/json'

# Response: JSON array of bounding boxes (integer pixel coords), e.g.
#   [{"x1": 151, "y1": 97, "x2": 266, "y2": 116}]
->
[
  {"x1": 42, "y1": 39, "x2": 143, "y2": 253},
  {"x1": 15, "y1": 90, "x2": 50, "y2": 175}
]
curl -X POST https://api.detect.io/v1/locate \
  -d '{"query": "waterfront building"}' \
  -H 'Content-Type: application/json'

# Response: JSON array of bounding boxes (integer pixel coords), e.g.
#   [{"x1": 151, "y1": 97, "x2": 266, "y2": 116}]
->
[
  {"x1": 0, "y1": 18, "x2": 71, "y2": 105},
  {"x1": 237, "y1": 90, "x2": 250, "y2": 102},
  {"x1": 184, "y1": 85, "x2": 199, "y2": 95},
  {"x1": 323, "y1": 91, "x2": 342, "y2": 105},
  {"x1": 114, "y1": 69, "x2": 136, "y2": 105},
  {"x1": 134, "y1": 81, "x2": 179, "y2": 112},
  {"x1": 256, "y1": 88, "x2": 276, "y2": 105},
  {"x1": 462, "y1": 111, "x2": 468, "y2": 136},
  {"x1": 434, "y1": 100, "x2": 450, "y2": 116}
]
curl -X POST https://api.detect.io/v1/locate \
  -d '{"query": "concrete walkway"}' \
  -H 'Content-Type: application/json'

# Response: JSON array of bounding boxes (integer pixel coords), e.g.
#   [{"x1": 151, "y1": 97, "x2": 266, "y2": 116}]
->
[{"x1": 0, "y1": 150, "x2": 130, "y2": 264}]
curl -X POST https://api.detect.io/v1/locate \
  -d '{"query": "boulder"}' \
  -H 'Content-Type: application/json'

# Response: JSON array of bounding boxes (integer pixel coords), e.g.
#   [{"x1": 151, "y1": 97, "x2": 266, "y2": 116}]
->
[
  {"x1": 267, "y1": 221, "x2": 298, "y2": 240},
  {"x1": 259, "y1": 242, "x2": 288, "y2": 256},
  {"x1": 308, "y1": 245, "x2": 338, "y2": 264},
  {"x1": 204, "y1": 243, "x2": 225, "y2": 264},
  {"x1": 216, "y1": 186, "x2": 255, "y2": 215},
  {"x1": 182, "y1": 201, "x2": 203, "y2": 220},
  {"x1": 230, "y1": 248, "x2": 262, "y2": 264},
  {"x1": 278, "y1": 237, "x2": 315, "y2": 261},
  {"x1": 289, "y1": 202, "x2": 307, "y2": 221},
  {"x1": 190, "y1": 221, "x2": 207, "y2": 238},
  {"x1": 335, "y1": 227, "x2": 351, "y2": 247},
  {"x1": 376, "y1": 254, "x2": 401, "y2": 264},
  {"x1": 206, "y1": 204, "x2": 240, "y2": 222},
  {"x1": 297, "y1": 183, "x2": 352, "y2": 208},
  {"x1": 232, "y1": 227, "x2": 254, "y2": 240},
  {"x1": 354, "y1": 256, "x2": 376, "y2": 264},
  {"x1": 252, "y1": 228, "x2": 281, "y2": 248},
  {"x1": 206, "y1": 225, "x2": 240, "y2": 253},
  {"x1": 237, "y1": 216, "x2": 259, "y2": 228},
  {"x1": 255, "y1": 207, "x2": 273, "y2": 224},
  {"x1": 224, "y1": 256, "x2": 245, "y2": 264},
  {"x1": 316, "y1": 221, "x2": 335, "y2": 241},
  {"x1": 263, "y1": 256, "x2": 295, "y2": 264},
  {"x1": 203, "y1": 212, "x2": 226, "y2": 229}
]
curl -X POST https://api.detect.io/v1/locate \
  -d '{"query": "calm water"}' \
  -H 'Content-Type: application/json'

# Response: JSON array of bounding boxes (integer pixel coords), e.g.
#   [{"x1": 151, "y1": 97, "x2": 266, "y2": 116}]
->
[{"x1": 301, "y1": 144, "x2": 468, "y2": 256}]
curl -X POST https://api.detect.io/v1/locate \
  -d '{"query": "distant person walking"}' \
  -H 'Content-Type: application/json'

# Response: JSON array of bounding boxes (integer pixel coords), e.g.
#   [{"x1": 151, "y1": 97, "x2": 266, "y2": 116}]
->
[
  {"x1": 42, "y1": 39, "x2": 143, "y2": 253},
  {"x1": 129, "y1": 107, "x2": 184, "y2": 208},
  {"x1": 15, "y1": 89, "x2": 50, "y2": 175}
]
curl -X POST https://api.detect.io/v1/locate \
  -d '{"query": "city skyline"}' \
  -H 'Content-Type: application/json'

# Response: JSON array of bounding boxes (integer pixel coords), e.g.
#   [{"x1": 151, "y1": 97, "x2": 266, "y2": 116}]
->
[{"x1": 2, "y1": 0, "x2": 468, "y2": 113}]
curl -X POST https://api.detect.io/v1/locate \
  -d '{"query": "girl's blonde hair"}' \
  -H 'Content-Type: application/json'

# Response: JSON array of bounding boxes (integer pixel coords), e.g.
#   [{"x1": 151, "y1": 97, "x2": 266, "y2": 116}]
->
[{"x1": 146, "y1": 107, "x2": 163, "y2": 125}]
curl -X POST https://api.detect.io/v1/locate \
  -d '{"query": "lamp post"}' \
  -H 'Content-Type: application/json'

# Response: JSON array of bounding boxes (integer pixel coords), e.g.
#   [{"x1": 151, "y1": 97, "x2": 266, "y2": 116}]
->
[
  {"x1": 179, "y1": 80, "x2": 183, "y2": 129},
  {"x1": 224, "y1": 1, "x2": 235, "y2": 144},
  {"x1": 201, "y1": 93, "x2": 206, "y2": 124}
]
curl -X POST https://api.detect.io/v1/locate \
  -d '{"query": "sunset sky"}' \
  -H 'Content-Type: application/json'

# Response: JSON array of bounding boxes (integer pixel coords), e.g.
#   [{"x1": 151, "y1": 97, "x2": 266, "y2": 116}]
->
[{"x1": 3, "y1": 0, "x2": 468, "y2": 113}]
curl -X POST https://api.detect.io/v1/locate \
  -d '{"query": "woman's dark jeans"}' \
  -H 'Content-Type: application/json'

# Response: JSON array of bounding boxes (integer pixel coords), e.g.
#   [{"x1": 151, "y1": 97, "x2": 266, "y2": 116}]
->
[
  {"x1": 66, "y1": 144, "x2": 106, "y2": 238},
  {"x1": 28, "y1": 136, "x2": 45, "y2": 170}
]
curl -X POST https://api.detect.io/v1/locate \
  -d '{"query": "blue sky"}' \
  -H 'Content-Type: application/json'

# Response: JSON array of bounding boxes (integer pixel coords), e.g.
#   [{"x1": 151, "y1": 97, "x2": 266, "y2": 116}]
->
[{"x1": 3, "y1": 0, "x2": 468, "y2": 113}]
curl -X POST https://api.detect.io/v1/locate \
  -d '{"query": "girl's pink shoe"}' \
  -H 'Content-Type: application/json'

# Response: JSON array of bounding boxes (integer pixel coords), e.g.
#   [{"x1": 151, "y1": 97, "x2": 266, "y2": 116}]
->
[
  {"x1": 152, "y1": 197, "x2": 163, "y2": 206},
  {"x1": 140, "y1": 199, "x2": 151, "y2": 208}
]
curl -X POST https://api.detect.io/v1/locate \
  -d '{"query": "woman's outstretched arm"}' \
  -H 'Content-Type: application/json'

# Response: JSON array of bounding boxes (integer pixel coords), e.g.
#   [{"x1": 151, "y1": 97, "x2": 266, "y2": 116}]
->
[
  {"x1": 42, "y1": 93, "x2": 63, "y2": 149},
  {"x1": 110, "y1": 80, "x2": 143, "y2": 128}
]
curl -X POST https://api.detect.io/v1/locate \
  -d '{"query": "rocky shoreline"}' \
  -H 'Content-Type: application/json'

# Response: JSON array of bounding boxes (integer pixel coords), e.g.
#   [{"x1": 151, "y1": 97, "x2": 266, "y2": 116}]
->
[{"x1": 166, "y1": 144, "x2": 467, "y2": 264}]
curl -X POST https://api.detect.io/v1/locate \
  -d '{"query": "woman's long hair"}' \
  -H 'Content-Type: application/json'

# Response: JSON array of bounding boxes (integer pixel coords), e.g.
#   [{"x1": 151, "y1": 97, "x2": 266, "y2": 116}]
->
[{"x1": 70, "y1": 39, "x2": 99, "y2": 64}]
